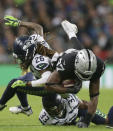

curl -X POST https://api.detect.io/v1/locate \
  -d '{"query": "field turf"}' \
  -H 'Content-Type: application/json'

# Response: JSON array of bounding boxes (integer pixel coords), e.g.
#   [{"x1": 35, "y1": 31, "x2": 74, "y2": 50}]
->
[{"x1": 0, "y1": 87, "x2": 113, "y2": 131}]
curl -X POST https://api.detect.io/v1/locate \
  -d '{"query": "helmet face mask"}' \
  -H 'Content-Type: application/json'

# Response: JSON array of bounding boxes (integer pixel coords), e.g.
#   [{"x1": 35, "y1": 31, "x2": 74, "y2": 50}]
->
[
  {"x1": 75, "y1": 70, "x2": 93, "y2": 80},
  {"x1": 74, "y1": 49, "x2": 97, "y2": 81},
  {"x1": 13, "y1": 52, "x2": 25, "y2": 65},
  {"x1": 42, "y1": 95, "x2": 66, "y2": 118},
  {"x1": 45, "y1": 103, "x2": 65, "y2": 118}
]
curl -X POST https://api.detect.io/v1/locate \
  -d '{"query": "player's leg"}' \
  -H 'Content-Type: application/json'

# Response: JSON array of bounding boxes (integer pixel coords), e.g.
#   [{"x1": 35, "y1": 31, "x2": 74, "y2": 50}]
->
[
  {"x1": 61, "y1": 20, "x2": 84, "y2": 50},
  {"x1": 0, "y1": 78, "x2": 17, "y2": 110},
  {"x1": 106, "y1": 106, "x2": 113, "y2": 128},
  {"x1": 9, "y1": 72, "x2": 34, "y2": 116},
  {"x1": 9, "y1": 91, "x2": 33, "y2": 116},
  {"x1": 92, "y1": 106, "x2": 113, "y2": 127},
  {"x1": 78, "y1": 108, "x2": 106, "y2": 125},
  {"x1": 0, "y1": 72, "x2": 53, "y2": 112},
  {"x1": 0, "y1": 73, "x2": 32, "y2": 112}
]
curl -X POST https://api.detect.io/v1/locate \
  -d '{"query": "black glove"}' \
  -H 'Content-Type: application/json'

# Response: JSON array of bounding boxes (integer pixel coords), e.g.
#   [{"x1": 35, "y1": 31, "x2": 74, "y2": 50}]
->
[{"x1": 76, "y1": 113, "x2": 93, "y2": 128}]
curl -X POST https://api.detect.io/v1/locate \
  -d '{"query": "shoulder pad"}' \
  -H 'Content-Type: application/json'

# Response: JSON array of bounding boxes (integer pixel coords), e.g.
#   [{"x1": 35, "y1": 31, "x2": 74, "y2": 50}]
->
[{"x1": 32, "y1": 54, "x2": 50, "y2": 71}]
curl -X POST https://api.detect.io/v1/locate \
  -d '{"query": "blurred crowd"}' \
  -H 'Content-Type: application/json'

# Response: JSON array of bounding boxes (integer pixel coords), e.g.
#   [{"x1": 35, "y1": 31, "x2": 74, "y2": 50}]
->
[{"x1": 0, "y1": 0, "x2": 113, "y2": 63}]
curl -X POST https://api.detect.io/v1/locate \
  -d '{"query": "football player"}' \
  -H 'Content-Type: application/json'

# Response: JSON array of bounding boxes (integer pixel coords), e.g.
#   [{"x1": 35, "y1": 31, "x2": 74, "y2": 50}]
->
[
  {"x1": 43, "y1": 20, "x2": 105, "y2": 128},
  {"x1": 39, "y1": 93, "x2": 113, "y2": 128},
  {"x1": 0, "y1": 44, "x2": 53, "y2": 115},
  {"x1": 4, "y1": 15, "x2": 56, "y2": 70},
  {"x1": 0, "y1": 15, "x2": 55, "y2": 115}
]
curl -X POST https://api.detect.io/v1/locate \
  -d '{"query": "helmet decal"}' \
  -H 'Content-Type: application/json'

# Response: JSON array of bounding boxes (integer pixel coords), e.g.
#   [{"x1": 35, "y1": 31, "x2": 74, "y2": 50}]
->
[{"x1": 86, "y1": 49, "x2": 91, "y2": 71}]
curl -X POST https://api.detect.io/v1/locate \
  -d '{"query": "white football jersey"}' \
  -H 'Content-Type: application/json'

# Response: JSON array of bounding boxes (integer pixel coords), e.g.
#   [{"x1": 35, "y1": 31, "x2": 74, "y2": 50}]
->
[
  {"x1": 22, "y1": 34, "x2": 51, "y2": 51},
  {"x1": 39, "y1": 94, "x2": 79, "y2": 125},
  {"x1": 31, "y1": 34, "x2": 51, "y2": 49},
  {"x1": 51, "y1": 49, "x2": 78, "y2": 69},
  {"x1": 30, "y1": 54, "x2": 51, "y2": 78}
]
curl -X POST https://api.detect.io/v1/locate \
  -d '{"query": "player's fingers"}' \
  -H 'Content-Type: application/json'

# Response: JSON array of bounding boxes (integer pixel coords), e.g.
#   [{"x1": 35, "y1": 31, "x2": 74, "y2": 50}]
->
[{"x1": 5, "y1": 23, "x2": 10, "y2": 26}]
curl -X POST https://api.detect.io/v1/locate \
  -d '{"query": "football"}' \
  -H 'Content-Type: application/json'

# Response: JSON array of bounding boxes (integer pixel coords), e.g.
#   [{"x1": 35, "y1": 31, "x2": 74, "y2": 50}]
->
[{"x1": 63, "y1": 79, "x2": 75, "y2": 88}]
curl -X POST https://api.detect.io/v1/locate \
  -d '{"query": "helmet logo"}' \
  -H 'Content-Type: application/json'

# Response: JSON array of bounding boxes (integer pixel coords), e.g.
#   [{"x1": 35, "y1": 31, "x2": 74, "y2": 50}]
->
[
  {"x1": 23, "y1": 41, "x2": 32, "y2": 50},
  {"x1": 74, "y1": 49, "x2": 97, "y2": 80},
  {"x1": 16, "y1": 39, "x2": 23, "y2": 46},
  {"x1": 56, "y1": 58, "x2": 65, "y2": 71},
  {"x1": 23, "y1": 35, "x2": 38, "y2": 50}
]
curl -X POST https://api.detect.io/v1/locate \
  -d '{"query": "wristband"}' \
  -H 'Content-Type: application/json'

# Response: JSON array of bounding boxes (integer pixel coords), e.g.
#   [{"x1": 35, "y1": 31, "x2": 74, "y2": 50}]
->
[{"x1": 90, "y1": 92, "x2": 99, "y2": 98}]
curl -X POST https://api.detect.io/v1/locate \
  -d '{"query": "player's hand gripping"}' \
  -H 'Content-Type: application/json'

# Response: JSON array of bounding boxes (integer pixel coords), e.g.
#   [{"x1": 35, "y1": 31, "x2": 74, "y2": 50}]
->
[
  {"x1": 11, "y1": 80, "x2": 26, "y2": 88},
  {"x1": 76, "y1": 121, "x2": 88, "y2": 128},
  {"x1": 4, "y1": 15, "x2": 21, "y2": 27},
  {"x1": 76, "y1": 113, "x2": 92, "y2": 128}
]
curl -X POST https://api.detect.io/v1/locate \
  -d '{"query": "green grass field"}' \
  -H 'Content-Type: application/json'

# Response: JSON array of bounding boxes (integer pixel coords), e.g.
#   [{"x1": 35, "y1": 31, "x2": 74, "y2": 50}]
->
[{"x1": 0, "y1": 87, "x2": 113, "y2": 131}]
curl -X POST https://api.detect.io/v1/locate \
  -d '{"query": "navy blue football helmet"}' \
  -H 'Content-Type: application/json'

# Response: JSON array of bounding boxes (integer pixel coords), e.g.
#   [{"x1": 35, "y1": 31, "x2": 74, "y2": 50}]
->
[
  {"x1": 13, "y1": 35, "x2": 37, "y2": 69},
  {"x1": 42, "y1": 94, "x2": 66, "y2": 118}
]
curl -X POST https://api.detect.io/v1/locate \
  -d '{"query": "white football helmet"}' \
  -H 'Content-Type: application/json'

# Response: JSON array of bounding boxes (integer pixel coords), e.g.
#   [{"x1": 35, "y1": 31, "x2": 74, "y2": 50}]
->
[{"x1": 74, "y1": 49, "x2": 97, "y2": 80}]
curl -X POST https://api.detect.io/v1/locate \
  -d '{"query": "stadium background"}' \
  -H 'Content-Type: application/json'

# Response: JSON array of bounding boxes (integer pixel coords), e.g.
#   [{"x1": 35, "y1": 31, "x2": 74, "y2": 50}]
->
[
  {"x1": 0, "y1": 0, "x2": 113, "y2": 88},
  {"x1": 0, "y1": 0, "x2": 113, "y2": 130}
]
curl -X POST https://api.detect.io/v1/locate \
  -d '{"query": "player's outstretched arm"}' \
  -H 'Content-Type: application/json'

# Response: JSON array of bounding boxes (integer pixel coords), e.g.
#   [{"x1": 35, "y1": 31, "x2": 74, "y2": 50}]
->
[
  {"x1": 20, "y1": 21, "x2": 43, "y2": 36},
  {"x1": 4, "y1": 15, "x2": 43, "y2": 36}
]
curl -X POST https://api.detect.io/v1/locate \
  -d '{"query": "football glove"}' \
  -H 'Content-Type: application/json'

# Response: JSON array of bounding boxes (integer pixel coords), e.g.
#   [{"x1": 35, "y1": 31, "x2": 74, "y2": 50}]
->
[
  {"x1": 4, "y1": 15, "x2": 21, "y2": 27},
  {"x1": 11, "y1": 80, "x2": 26, "y2": 88},
  {"x1": 76, "y1": 116, "x2": 88, "y2": 128},
  {"x1": 76, "y1": 121, "x2": 88, "y2": 128},
  {"x1": 76, "y1": 113, "x2": 93, "y2": 128}
]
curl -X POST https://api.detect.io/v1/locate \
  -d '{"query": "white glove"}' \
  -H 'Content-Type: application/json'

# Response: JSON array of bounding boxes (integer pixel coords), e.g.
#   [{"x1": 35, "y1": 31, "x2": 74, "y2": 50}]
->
[{"x1": 61, "y1": 20, "x2": 78, "y2": 39}]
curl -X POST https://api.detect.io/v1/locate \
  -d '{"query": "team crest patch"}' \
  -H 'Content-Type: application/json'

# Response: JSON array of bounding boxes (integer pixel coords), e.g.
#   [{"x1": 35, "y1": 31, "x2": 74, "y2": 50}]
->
[{"x1": 36, "y1": 63, "x2": 49, "y2": 70}]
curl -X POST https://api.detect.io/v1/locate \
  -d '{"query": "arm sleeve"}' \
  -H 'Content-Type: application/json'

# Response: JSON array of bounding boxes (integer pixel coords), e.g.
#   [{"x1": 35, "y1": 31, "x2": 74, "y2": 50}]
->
[
  {"x1": 31, "y1": 71, "x2": 51, "y2": 87},
  {"x1": 70, "y1": 37, "x2": 84, "y2": 50}
]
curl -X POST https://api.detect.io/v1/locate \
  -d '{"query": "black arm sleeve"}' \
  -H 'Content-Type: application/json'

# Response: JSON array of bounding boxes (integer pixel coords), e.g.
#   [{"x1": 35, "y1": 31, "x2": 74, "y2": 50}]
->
[
  {"x1": 70, "y1": 37, "x2": 84, "y2": 50},
  {"x1": 16, "y1": 86, "x2": 55, "y2": 97}
]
